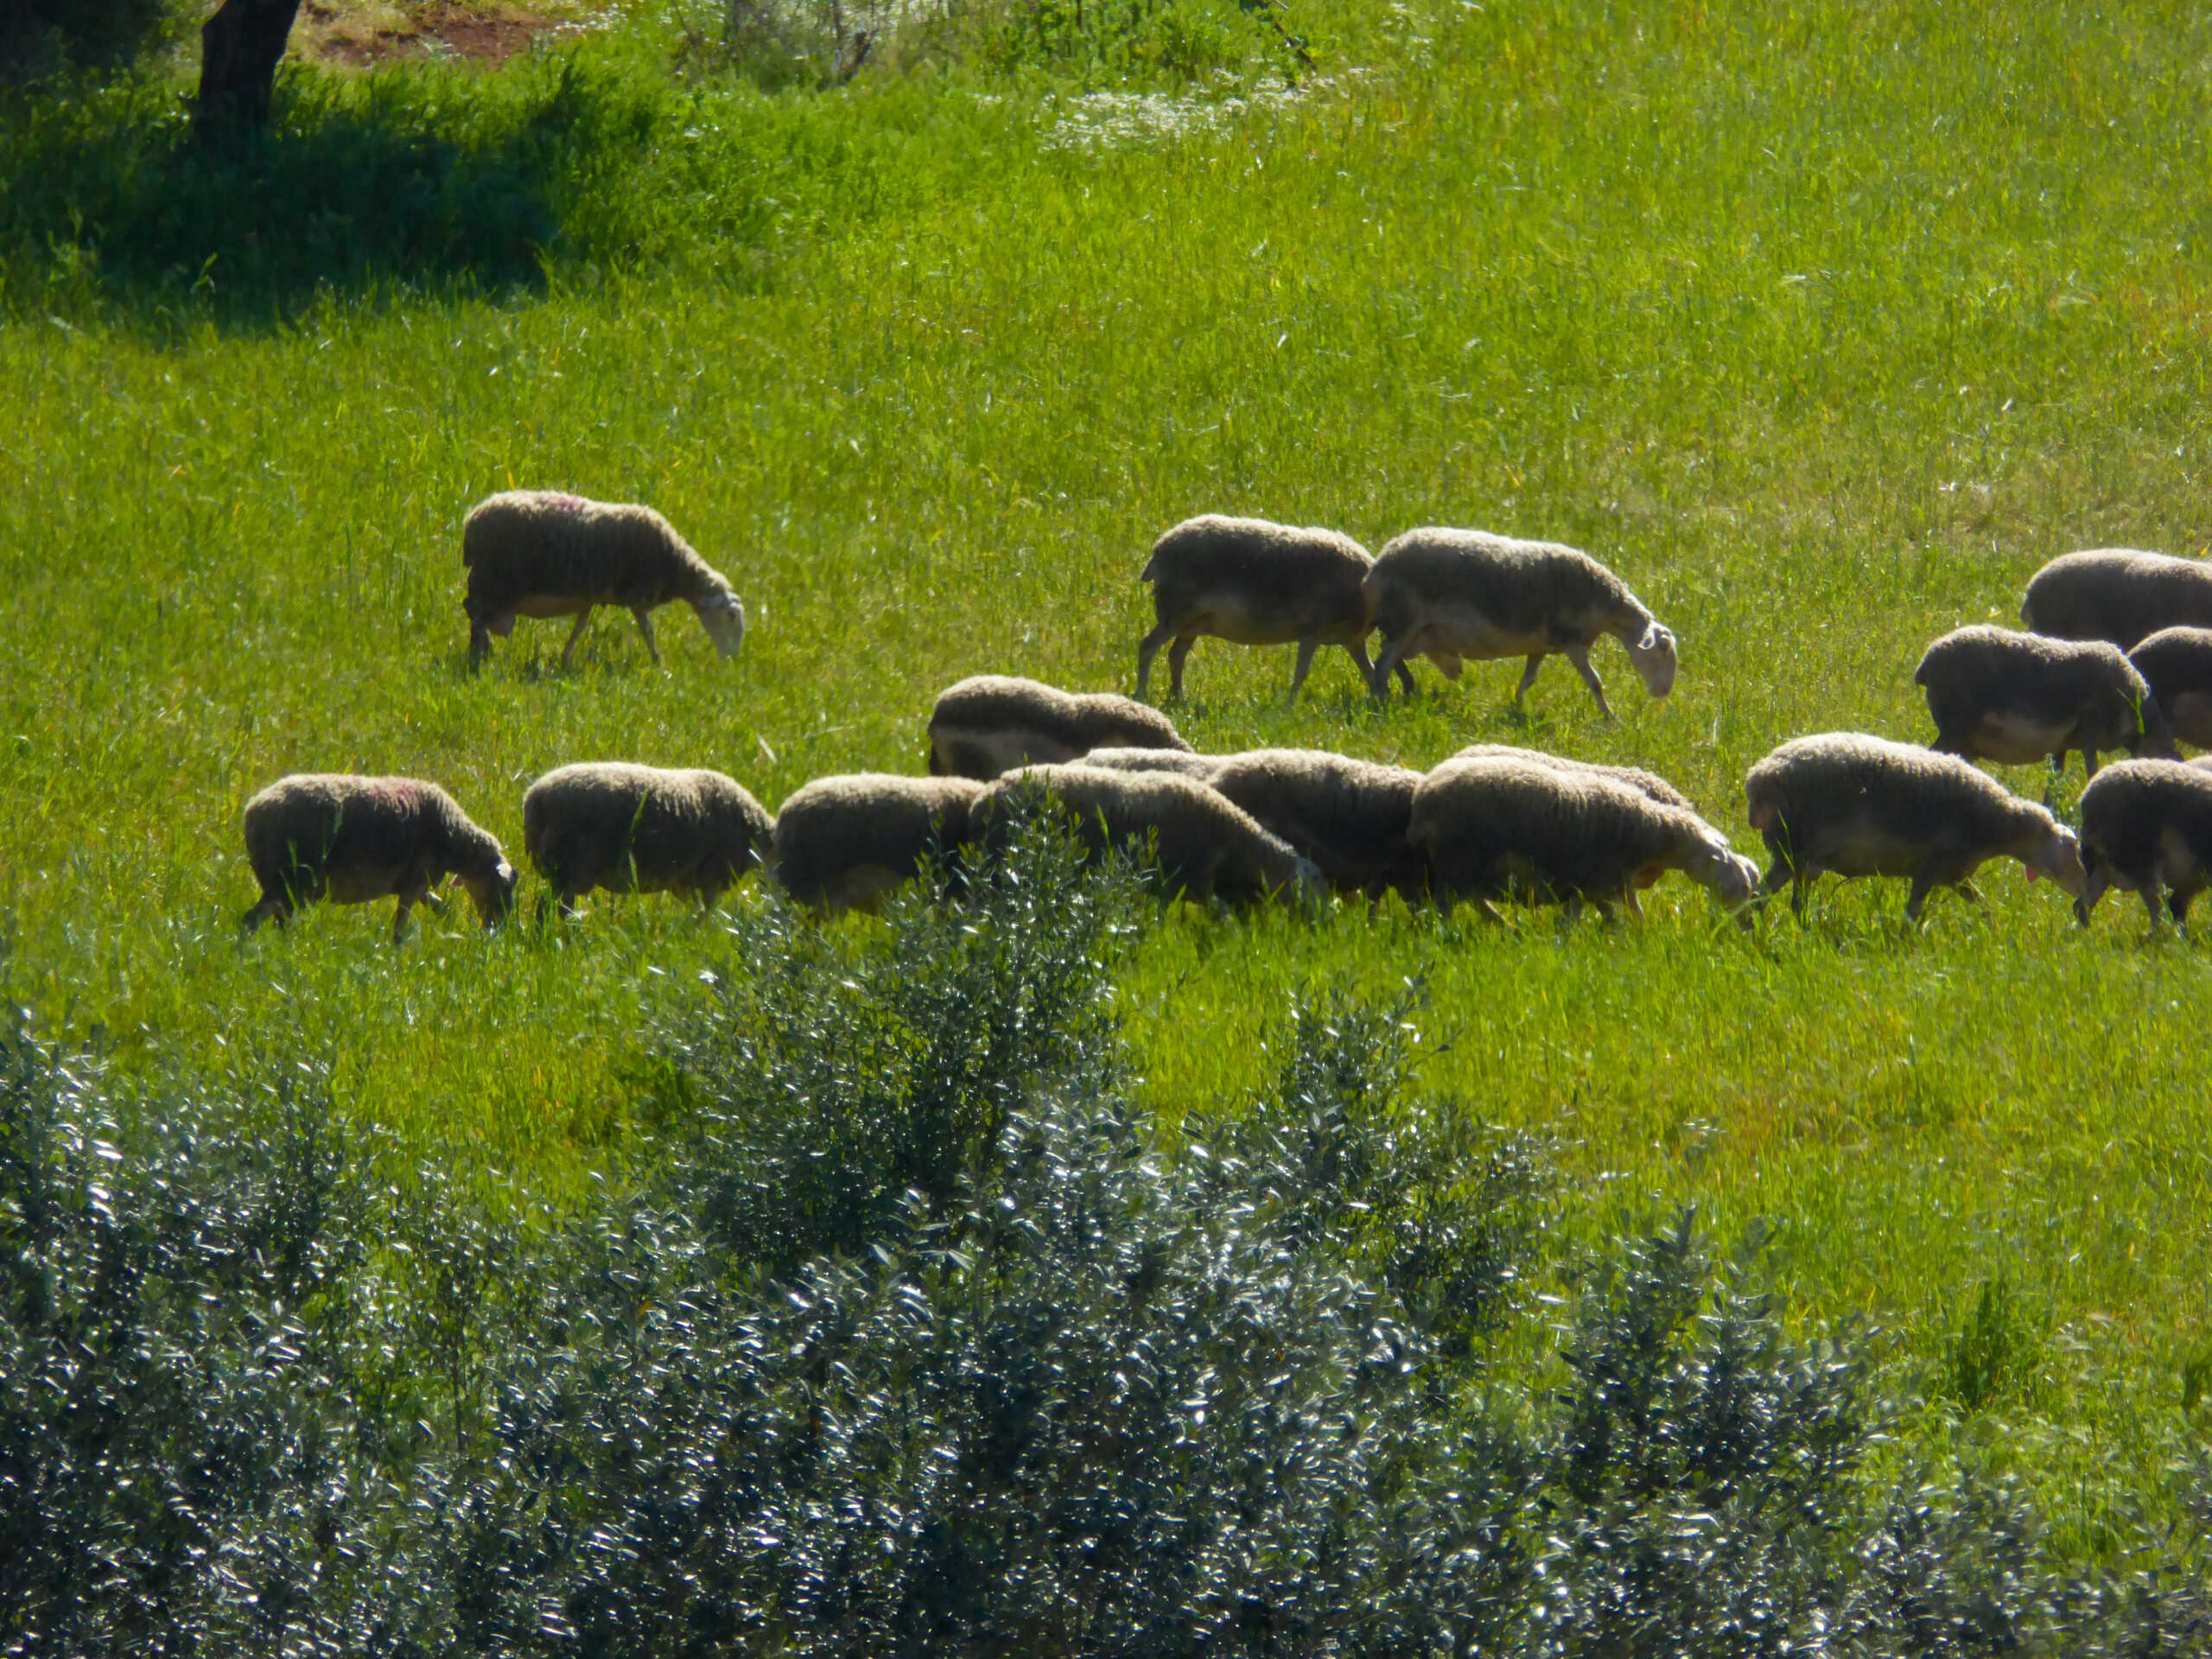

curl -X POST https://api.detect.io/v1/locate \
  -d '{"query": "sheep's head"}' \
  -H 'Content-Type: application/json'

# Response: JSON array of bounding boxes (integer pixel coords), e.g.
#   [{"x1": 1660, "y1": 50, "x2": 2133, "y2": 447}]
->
[
  {"x1": 1684, "y1": 832, "x2": 1760, "y2": 908},
  {"x1": 2020, "y1": 825, "x2": 2088, "y2": 899},
  {"x1": 1627, "y1": 620, "x2": 1678, "y2": 698},
  {"x1": 461, "y1": 859, "x2": 518, "y2": 928},
  {"x1": 695, "y1": 588, "x2": 747, "y2": 658}
]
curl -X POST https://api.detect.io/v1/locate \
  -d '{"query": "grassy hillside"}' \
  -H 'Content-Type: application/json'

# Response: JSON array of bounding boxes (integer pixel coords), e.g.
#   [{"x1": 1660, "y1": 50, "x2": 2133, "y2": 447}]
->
[{"x1": 5, "y1": 0, "x2": 2212, "y2": 1542}]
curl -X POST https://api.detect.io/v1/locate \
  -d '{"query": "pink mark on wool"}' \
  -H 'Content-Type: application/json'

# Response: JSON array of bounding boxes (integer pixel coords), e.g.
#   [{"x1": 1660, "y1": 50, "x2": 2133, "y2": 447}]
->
[
  {"x1": 368, "y1": 778, "x2": 426, "y2": 808},
  {"x1": 543, "y1": 493, "x2": 591, "y2": 515}
]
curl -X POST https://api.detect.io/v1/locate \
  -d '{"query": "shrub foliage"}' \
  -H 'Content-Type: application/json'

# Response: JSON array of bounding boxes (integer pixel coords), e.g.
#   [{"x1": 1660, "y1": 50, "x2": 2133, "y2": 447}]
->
[{"x1": 3, "y1": 827, "x2": 2209, "y2": 1653}]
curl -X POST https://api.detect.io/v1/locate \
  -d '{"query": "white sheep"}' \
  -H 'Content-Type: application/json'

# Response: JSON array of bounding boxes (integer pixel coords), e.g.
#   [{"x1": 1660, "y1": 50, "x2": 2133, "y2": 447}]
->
[
  {"x1": 2020, "y1": 549, "x2": 2212, "y2": 651},
  {"x1": 521, "y1": 762, "x2": 774, "y2": 916},
  {"x1": 2074, "y1": 759, "x2": 2212, "y2": 930},
  {"x1": 2127, "y1": 626, "x2": 2212, "y2": 750},
  {"x1": 461, "y1": 490, "x2": 746, "y2": 670},
  {"x1": 1135, "y1": 514, "x2": 1414, "y2": 701},
  {"x1": 1363, "y1": 528, "x2": 1677, "y2": 714},
  {"x1": 974, "y1": 764, "x2": 1323, "y2": 910},
  {"x1": 1743, "y1": 732, "x2": 2085, "y2": 920},
  {"x1": 240, "y1": 773, "x2": 516, "y2": 944},
  {"x1": 770, "y1": 773, "x2": 985, "y2": 912},
  {"x1": 1076, "y1": 747, "x2": 1226, "y2": 780},
  {"x1": 1410, "y1": 753, "x2": 1757, "y2": 920},
  {"x1": 1448, "y1": 742, "x2": 1695, "y2": 810},
  {"x1": 1202, "y1": 748, "x2": 1429, "y2": 904},
  {"x1": 927, "y1": 675, "x2": 1194, "y2": 780},
  {"x1": 1912, "y1": 624, "x2": 2175, "y2": 777}
]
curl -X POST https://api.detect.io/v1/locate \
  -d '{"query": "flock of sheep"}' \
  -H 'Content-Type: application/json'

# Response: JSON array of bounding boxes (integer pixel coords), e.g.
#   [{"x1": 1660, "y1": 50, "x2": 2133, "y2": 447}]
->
[{"x1": 238, "y1": 492, "x2": 2212, "y2": 942}]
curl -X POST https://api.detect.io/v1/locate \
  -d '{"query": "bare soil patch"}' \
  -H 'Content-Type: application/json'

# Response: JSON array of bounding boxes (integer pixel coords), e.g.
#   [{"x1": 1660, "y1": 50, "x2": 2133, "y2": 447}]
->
[{"x1": 296, "y1": 3, "x2": 582, "y2": 69}]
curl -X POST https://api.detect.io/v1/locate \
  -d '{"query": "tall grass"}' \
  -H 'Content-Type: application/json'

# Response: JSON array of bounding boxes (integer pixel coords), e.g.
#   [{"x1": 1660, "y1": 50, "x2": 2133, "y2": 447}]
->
[{"x1": 3, "y1": 0, "x2": 2211, "y2": 1547}]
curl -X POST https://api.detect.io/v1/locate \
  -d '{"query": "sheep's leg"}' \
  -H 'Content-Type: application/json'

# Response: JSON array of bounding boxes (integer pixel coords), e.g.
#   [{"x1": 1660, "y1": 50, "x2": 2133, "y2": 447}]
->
[
  {"x1": 1789, "y1": 865, "x2": 1815, "y2": 917},
  {"x1": 1619, "y1": 887, "x2": 1644, "y2": 921},
  {"x1": 391, "y1": 897, "x2": 415, "y2": 946},
  {"x1": 1287, "y1": 637, "x2": 1323, "y2": 701},
  {"x1": 1369, "y1": 634, "x2": 1410, "y2": 702},
  {"x1": 1904, "y1": 854, "x2": 1968, "y2": 922},
  {"x1": 2141, "y1": 884, "x2": 2168, "y2": 931},
  {"x1": 1753, "y1": 853, "x2": 1790, "y2": 913},
  {"x1": 1135, "y1": 621, "x2": 1176, "y2": 699},
  {"x1": 1512, "y1": 653, "x2": 1545, "y2": 707},
  {"x1": 1166, "y1": 635, "x2": 1198, "y2": 700},
  {"x1": 468, "y1": 620, "x2": 491, "y2": 670},
  {"x1": 558, "y1": 607, "x2": 594, "y2": 670},
  {"x1": 240, "y1": 893, "x2": 288, "y2": 931},
  {"x1": 1352, "y1": 638, "x2": 1417, "y2": 696},
  {"x1": 2074, "y1": 863, "x2": 2108, "y2": 925},
  {"x1": 2081, "y1": 747, "x2": 2101, "y2": 779},
  {"x1": 631, "y1": 607, "x2": 662, "y2": 665},
  {"x1": 1563, "y1": 645, "x2": 1614, "y2": 719}
]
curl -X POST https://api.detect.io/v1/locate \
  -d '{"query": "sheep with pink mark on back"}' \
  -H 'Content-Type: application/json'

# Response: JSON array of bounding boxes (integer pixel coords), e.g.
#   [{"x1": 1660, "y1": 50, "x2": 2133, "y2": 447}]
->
[
  {"x1": 240, "y1": 773, "x2": 515, "y2": 944},
  {"x1": 461, "y1": 490, "x2": 745, "y2": 671}
]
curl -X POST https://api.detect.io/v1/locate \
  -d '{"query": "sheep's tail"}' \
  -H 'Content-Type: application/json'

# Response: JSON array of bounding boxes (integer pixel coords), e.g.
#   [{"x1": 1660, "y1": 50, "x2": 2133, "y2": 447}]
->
[{"x1": 1139, "y1": 550, "x2": 1160, "y2": 583}]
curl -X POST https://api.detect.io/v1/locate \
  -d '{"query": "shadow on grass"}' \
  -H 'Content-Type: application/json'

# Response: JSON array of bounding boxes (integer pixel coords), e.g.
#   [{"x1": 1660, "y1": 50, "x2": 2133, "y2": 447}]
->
[{"x1": 0, "y1": 54, "x2": 669, "y2": 327}]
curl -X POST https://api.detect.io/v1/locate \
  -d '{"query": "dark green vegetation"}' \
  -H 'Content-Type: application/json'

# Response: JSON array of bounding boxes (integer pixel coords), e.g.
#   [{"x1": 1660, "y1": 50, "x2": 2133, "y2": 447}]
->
[
  {"x1": 8, "y1": 823, "x2": 2210, "y2": 1653},
  {"x1": 4, "y1": 0, "x2": 2212, "y2": 1637}
]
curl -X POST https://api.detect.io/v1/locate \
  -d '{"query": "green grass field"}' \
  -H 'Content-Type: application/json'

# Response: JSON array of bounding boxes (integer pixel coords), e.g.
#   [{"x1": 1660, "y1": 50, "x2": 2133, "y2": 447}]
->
[{"x1": 6, "y1": 0, "x2": 2212, "y2": 1547}]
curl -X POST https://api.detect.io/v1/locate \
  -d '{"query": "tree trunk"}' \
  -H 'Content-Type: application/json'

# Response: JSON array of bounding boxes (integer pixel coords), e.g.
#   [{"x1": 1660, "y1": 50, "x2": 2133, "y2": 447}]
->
[{"x1": 195, "y1": 0, "x2": 303, "y2": 139}]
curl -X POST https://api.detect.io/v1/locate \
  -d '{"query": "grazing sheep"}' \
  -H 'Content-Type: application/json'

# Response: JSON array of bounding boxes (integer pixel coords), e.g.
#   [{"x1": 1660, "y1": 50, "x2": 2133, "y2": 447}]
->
[
  {"x1": 1203, "y1": 749, "x2": 1430, "y2": 904},
  {"x1": 2020, "y1": 548, "x2": 2212, "y2": 650},
  {"x1": 240, "y1": 773, "x2": 516, "y2": 944},
  {"x1": 1077, "y1": 747, "x2": 1226, "y2": 780},
  {"x1": 1135, "y1": 514, "x2": 1414, "y2": 701},
  {"x1": 1449, "y1": 743, "x2": 1695, "y2": 810},
  {"x1": 2074, "y1": 760, "x2": 2212, "y2": 930},
  {"x1": 770, "y1": 774, "x2": 984, "y2": 913},
  {"x1": 2128, "y1": 626, "x2": 2212, "y2": 750},
  {"x1": 522, "y1": 762, "x2": 773, "y2": 916},
  {"x1": 1912, "y1": 625, "x2": 2176, "y2": 777},
  {"x1": 1410, "y1": 753, "x2": 1758, "y2": 919},
  {"x1": 1742, "y1": 733, "x2": 2085, "y2": 920},
  {"x1": 1363, "y1": 529, "x2": 1677, "y2": 714},
  {"x1": 927, "y1": 675, "x2": 1194, "y2": 780},
  {"x1": 461, "y1": 490, "x2": 746, "y2": 670},
  {"x1": 974, "y1": 764, "x2": 1322, "y2": 910}
]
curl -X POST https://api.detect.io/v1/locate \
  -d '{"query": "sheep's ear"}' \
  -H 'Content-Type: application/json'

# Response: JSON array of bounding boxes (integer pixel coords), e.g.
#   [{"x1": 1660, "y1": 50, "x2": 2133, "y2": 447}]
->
[
  {"x1": 1637, "y1": 621, "x2": 1670, "y2": 652},
  {"x1": 497, "y1": 860, "x2": 516, "y2": 881}
]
